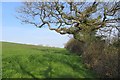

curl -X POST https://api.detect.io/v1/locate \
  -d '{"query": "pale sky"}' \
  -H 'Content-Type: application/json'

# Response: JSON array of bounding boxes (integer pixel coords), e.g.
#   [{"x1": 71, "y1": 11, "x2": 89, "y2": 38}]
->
[{"x1": 1, "y1": 2, "x2": 70, "y2": 48}]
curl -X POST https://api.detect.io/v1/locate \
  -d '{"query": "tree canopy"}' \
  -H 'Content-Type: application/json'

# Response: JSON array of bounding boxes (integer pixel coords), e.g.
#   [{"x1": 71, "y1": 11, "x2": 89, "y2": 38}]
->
[{"x1": 16, "y1": 1, "x2": 120, "y2": 42}]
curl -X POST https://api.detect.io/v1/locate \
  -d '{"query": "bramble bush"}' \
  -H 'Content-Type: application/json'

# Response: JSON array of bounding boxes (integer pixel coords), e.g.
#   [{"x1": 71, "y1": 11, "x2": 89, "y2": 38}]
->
[
  {"x1": 65, "y1": 38, "x2": 119, "y2": 78},
  {"x1": 82, "y1": 40, "x2": 119, "y2": 78}
]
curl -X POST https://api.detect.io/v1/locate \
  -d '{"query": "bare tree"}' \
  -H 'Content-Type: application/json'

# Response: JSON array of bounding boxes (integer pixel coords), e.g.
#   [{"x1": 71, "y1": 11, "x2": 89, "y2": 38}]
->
[{"x1": 16, "y1": 1, "x2": 120, "y2": 42}]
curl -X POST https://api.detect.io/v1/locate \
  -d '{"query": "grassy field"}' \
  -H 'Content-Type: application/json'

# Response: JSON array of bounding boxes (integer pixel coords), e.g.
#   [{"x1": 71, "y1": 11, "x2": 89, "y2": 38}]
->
[{"x1": 2, "y1": 42, "x2": 97, "y2": 78}]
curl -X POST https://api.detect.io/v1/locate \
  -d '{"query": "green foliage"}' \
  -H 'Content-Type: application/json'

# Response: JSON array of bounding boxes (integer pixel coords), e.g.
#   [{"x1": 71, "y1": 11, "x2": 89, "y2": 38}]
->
[
  {"x1": 2, "y1": 42, "x2": 97, "y2": 78},
  {"x1": 65, "y1": 38, "x2": 85, "y2": 56}
]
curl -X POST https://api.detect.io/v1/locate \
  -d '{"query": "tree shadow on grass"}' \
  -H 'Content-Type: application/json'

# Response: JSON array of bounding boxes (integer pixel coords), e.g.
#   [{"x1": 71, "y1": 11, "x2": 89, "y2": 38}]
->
[
  {"x1": 8, "y1": 54, "x2": 96, "y2": 78},
  {"x1": 14, "y1": 56, "x2": 54, "y2": 78},
  {"x1": 43, "y1": 63, "x2": 52, "y2": 78},
  {"x1": 15, "y1": 59, "x2": 37, "y2": 79},
  {"x1": 42, "y1": 54, "x2": 96, "y2": 78}
]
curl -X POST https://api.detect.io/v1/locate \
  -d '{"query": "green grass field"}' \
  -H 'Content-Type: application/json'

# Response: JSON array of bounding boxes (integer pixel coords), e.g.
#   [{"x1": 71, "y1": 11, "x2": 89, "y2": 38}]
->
[{"x1": 2, "y1": 42, "x2": 97, "y2": 78}]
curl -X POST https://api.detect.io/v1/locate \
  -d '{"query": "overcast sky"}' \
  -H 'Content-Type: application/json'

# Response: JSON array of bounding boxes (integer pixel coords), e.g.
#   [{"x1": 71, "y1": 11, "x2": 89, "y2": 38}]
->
[{"x1": 1, "y1": 2, "x2": 70, "y2": 48}]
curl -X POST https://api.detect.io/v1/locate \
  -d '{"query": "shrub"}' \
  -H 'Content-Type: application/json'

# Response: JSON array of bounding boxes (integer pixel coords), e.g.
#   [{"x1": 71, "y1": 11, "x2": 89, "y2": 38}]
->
[
  {"x1": 64, "y1": 38, "x2": 85, "y2": 56},
  {"x1": 82, "y1": 39, "x2": 119, "y2": 78},
  {"x1": 65, "y1": 37, "x2": 119, "y2": 78}
]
